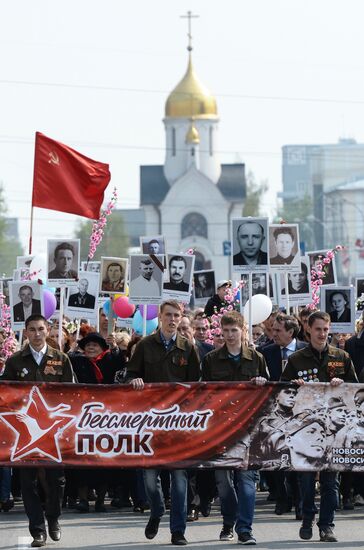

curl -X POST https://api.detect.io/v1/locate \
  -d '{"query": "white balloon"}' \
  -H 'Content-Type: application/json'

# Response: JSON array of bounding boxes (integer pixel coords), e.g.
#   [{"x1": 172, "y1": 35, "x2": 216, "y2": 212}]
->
[
  {"x1": 29, "y1": 253, "x2": 47, "y2": 279},
  {"x1": 244, "y1": 294, "x2": 273, "y2": 324}
]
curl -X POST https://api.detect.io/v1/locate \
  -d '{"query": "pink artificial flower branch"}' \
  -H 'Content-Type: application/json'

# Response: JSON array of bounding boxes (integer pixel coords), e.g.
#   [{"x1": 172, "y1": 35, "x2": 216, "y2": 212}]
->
[{"x1": 87, "y1": 187, "x2": 118, "y2": 263}]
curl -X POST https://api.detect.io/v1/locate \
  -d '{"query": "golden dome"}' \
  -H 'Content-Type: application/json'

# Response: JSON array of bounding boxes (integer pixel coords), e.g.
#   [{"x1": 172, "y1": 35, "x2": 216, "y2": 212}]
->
[
  {"x1": 186, "y1": 122, "x2": 200, "y2": 144},
  {"x1": 165, "y1": 54, "x2": 218, "y2": 118}
]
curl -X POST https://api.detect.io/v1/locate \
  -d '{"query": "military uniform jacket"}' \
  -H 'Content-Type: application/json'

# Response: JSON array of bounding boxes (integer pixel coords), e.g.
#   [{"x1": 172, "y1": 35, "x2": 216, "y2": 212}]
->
[
  {"x1": 281, "y1": 344, "x2": 357, "y2": 383},
  {"x1": 202, "y1": 344, "x2": 269, "y2": 382},
  {"x1": 126, "y1": 330, "x2": 200, "y2": 383},
  {"x1": 2, "y1": 345, "x2": 74, "y2": 383}
]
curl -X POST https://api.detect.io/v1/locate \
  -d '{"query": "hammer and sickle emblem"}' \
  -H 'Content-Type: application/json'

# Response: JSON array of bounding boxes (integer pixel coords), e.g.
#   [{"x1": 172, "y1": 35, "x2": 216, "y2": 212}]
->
[{"x1": 48, "y1": 151, "x2": 60, "y2": 165}]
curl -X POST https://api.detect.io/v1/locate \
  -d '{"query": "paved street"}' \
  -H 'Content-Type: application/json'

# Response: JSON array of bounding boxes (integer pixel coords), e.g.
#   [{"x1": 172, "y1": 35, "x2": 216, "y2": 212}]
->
[{"x1": 1, "y1": 494, "x2": 363, "y2": 550}]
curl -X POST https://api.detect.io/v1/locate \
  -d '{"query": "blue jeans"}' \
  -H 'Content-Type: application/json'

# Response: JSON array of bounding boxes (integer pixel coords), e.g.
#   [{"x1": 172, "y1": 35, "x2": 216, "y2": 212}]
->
[
  {"x1": 215, "y1": 469, "x2": 257, "y2": 534},
  {"x1": 143, "y1": 469, "x2": 187, "y2": 534},
  {"x1": 0, "y1": 467, "x2": 11, "y2": 501},
  {"x1": 299, "y1": 472, "x2": 338, "y2": 528}
]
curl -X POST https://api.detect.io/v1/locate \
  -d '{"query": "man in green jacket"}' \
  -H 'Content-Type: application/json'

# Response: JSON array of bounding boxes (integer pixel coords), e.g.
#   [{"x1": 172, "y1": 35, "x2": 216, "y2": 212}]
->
[{"x1": 282, "y1": 311, "x2": 357, "y2": 544}]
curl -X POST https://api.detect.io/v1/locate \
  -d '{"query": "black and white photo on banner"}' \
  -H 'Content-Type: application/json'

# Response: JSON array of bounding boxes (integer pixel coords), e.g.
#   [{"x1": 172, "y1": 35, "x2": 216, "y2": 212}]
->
[
  {"x1": 231, "y1": 217, "x2": 269, "y2": 273},
  {"x1": 193, "y1": 270, "x2": 215, "y2": 301},
  {"x1": 321, "y1": 286, "x2": 355, "y2": 334},
  {"x1": 47, "y1": 239, "x2": 80, "y2": 284},
  {"x1": 9, "y1": 280, "x2": 44, "y2": 330},
  {"x1": 100, "y1": 257, "x2": 128, "y2": 294},
  {"x1": 129, "y1": 254, "x2": 164, "y2": 304},
  {"x1": 268, "y1": 224, "x2": 301, "y2": 273},
  {"x1": 65, "y1": 271, "x2": 100, "y2": 318},
  {"x1": 307, "y1": 249, "x2": 337, "y2": 287},
  {"x1": 163, "y1": 253, "x2": 195, "y2": 301}
]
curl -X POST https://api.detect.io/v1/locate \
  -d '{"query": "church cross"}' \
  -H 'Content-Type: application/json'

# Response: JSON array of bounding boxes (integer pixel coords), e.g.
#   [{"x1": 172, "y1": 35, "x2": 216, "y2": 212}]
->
[{"x1": 180, "y1": 11, "x2": 199, "y2": 51}]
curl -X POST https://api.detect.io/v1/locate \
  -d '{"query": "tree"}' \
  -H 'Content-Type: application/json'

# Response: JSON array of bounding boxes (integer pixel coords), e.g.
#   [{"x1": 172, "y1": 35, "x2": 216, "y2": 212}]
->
[
  {"x1": 0, "y1": 185, "x2": 23, "y2": 276},
  {"x1": 242, "y1": 171, "x2": 268, "y2": 217},
  {"x1": 74, "y1": 209, "x2": 129, "y2": 262},
  {"x1": 274, "y1": 194, "x2": 316, "y2": 251}
]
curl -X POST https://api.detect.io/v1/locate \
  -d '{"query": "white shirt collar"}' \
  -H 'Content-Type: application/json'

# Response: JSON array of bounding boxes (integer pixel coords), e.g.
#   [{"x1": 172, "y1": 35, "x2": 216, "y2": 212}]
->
[
  {"x1": 281, "y1": 339, "x2": 296, "y2": 352},
  {"x1": 29, "y1": 343, "x2": 47, "y2": 364}
]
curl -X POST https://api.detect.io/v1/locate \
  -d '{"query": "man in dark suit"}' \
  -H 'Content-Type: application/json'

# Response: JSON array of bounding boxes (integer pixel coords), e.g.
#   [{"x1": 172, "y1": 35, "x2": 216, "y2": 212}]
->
[
  {"x1": 259, "y1": 313, "x2": 307, "y2": 517},
  {"x1": 233, "y1": 221, "x2": 268, "y2": 266},
  {"x1": 13, "y1": 285, "x2": 41, "y2": 322},
  {"x1": 68, "y1": 278, "x2": 95, "y2": 309},
  {"x1": 164, "y1": 256, "x2": 189, "y2": 292}
]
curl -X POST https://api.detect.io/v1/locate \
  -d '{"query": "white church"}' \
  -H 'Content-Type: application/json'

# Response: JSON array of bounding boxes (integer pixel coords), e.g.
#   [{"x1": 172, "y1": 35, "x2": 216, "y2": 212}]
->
[{"x1": 122, "y1": 44, "x2": 246, "y2": 281}]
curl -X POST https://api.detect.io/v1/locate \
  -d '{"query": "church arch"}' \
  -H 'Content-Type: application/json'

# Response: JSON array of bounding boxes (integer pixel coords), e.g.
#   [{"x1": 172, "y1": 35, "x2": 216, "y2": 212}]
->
[{"x1": 181, "y1": 212, "x2": 208, "y2": 239}]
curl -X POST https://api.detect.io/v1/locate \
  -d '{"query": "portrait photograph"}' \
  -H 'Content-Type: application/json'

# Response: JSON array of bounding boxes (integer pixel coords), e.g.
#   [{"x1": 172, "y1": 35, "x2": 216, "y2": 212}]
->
[
  {"x1": 269, "y1": 224, "x2": 301, "y2": 273},
  {"x1": 47, "y1": 239, "x2": 80, "y2": 284},
  {"x1": 65, "y1": 271, "x2": 99, "y2": 318},
  {"x1": 0, "y1": 278, "x2": 12, "y2": 306},
  {"x1": 129, "y1": 254, "x2": 164, "y2": 304},
  {"x1": 322, "y1": 286, "x2": 355, "y2": 333},
  {"x1": 308, "y1": 250, "x2": 337, "y2": 287},
  {"x1": 231, "y1": 217, "x2": 269, "y2": 273},
  {"x1": 356, "y1": 278, "x2": 364, "y2": 311},
  {"x1": 100, "y1": 256, "x2": 128, "y2": 295},
  {"x1": 163, "y1": 253, "x2": 195, "y2": 302},
  {"x1": 280, "y1": 256, "x2": 312, "y2": 307},
  {"x1": 193, "y1": 270, "x2": 215, "y2": 302},
  {"x1": 9, "y1": 280, "x2": 44, "y2": 330},
  {"x1": 239, "y1": 273, "x2": 269, "y2": 310},
  {"x1": 140, "y1": 235, "x2": 166, "y2": 256},
  {"x1": 81, "y1": 260, "x2": 101, "y2": 273}
]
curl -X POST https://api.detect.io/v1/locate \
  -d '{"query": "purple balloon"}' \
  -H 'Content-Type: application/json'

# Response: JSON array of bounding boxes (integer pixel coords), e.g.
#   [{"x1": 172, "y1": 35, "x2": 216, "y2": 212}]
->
[
  {"x1": 43, "y1": 289, "x2": 57, "y2": 319},
  {"x1": 139, "y1": 304, "x2": 159, "y2": 320}
]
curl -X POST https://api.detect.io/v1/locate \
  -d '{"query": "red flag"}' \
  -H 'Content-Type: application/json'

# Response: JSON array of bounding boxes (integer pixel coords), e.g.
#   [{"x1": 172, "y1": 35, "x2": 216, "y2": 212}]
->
[{"x1": 32, "y1": 132, "x2": 111, "y2": 219}]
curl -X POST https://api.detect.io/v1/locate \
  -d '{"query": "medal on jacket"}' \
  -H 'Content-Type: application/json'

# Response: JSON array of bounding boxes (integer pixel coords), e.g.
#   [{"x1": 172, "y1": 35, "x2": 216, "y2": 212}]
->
[{"x1": 44, "y1": 364, "x2": 57, "y2": 375}]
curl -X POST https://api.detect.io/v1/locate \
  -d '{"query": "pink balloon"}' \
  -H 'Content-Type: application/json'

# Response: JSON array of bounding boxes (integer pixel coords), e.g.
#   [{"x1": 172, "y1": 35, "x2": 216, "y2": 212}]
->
[
  {"x1": 43, "y1": 289, "x2": 57, "y2": 319},
  {"x1": 139, "y1": 304, "x2": 159, "y2": 320},
  {"x1": 112, "y1": 296, "x2": 136, "y2": 319}
]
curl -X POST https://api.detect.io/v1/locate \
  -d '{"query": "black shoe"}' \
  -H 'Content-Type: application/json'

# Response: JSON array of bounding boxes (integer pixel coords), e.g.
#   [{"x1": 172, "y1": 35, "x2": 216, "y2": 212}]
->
[
  {"x1": 171, "y1": 532, "x2": 188, "y2": 545},
  {"x1": 48, "y1": 520, "x2": 61, "y2": 541},
  {"x1": 145, "y1": 517, "x2": 160, "y2": 539},
  {"x1": 199, "y1": 499, "x2": 211, "y2": 517},
  {"x1": 237, "y1": 532, "x2": 256, "y2": 545},
  {"x1": 187, "y1": 508, "x2": 199, "y2": 522},
  {"x1": 0, "y1": 499, "x2": 14, "y2": 512},
  {"x1": 95, "y1": 500, "x2": 107, "y2": 513},
  {"x1": 299, "y1": 519, "x2": 313, "y2": 540},
  {"x1": 319, "y1": 527, "x2": 338, "y2": 542},
  {"x1": 76, "y1": 499, "x2": 89, "y2": 512},
  {"x1": 342, "y1": 497, "x2": 354, "y2": 510},
  {"x1": 220, "y1": 524, "x2": 234, "y2": 541},
  {"x1": 31, "y1": 533, "x2": 47, "y2": 547}
]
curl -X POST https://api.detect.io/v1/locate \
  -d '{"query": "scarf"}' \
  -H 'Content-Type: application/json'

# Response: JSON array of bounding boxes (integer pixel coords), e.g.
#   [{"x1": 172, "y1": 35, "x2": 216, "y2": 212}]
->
[{"x1": 88, "y1": 349, "x2": 110, "y2": 383}]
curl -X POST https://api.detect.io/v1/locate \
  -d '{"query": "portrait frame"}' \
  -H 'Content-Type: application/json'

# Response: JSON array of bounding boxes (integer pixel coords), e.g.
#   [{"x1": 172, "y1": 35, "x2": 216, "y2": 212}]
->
[
  {"x1": 193, "y1": 270, "x2": 215, "y2": 305},
  {"x1": 140, "y1": 235, "x2": 166, "y2": 256},
  {"x1": 100, "y1": 256, "x2": 128, "y2": 295},
  {"x1": 47, "y1": 238, "x2": 80, "y2": 284},
  {"x1": 307, "y1": 250, "x2": 337, "y2": 287},
  {"x1": 239, "y1": 272, "x2": 269, "y2": 311},
  {"x1": 231, "y1": 217, "x2": 269, "y2": 273},
  {"x1": 65, "y1": 271, "x2": 100, "y2": 319},
  {"x1": 355, "y1": 278, "x2": 364, "y2": 311},
  {"x1": 81, "y1": 261, "x2": 101, "y2": 273},
  {"x1": 163, "y1": 253, "x2": 195, "y2": 302},
  {"x1": 269, "y1": 224, "x2": 301, "y2": 273},
  {"x1": 16, "y1": 255, "x2": 34, "y2": 271},
  {"x1": 279, "y1": 256, "x2": 312, "y2": 307},
  {"x1": 9, "y1": 280, "x2": 44, "y2": 331},
  {"x1": 321, "y1": 286, "x2": 355, "y2": 334},
  {"x1": 129, "y1": 254, "x2": 164, "y2": 305}
]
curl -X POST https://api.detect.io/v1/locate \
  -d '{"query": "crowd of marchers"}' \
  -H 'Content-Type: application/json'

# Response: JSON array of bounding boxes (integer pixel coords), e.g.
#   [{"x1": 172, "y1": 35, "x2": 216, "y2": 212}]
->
[{"x1": 1, "y1": 280, "x2": 364, "y2": 547}]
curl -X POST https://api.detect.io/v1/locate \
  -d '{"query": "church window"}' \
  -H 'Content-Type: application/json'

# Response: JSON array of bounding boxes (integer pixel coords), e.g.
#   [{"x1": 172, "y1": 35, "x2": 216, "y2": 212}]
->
[
  {"x1": 209, "y1": 127, "x2": 213, "y2": 156},
  {"x1": 172, "y1": 128, "x2": 176, "y2": 157},
  {"x1": 181, "y1": 213, "x2": 208, "y2": 239}
]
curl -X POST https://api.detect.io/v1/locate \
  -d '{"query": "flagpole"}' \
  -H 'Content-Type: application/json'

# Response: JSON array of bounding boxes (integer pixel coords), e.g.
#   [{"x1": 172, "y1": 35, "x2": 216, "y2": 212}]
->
[
  {"x1": 29, "y1": 206, "x2": 34, "y2": 255},
  {"x1": 29, "y1": 132, "x2": 39, "y2": 254}
]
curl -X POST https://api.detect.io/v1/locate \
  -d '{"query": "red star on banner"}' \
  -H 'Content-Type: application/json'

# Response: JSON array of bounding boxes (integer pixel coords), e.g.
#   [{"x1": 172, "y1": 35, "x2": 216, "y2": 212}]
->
[{"x1": 0, "y1": 386, "x2": 75, "y2": 462}]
